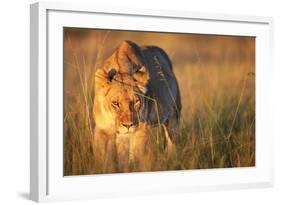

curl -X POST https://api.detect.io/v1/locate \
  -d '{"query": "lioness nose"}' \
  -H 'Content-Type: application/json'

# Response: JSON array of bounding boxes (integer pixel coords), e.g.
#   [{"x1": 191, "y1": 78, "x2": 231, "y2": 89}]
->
[{"x1": 122, "y1": 122, "x2": 133, "y2": 129}]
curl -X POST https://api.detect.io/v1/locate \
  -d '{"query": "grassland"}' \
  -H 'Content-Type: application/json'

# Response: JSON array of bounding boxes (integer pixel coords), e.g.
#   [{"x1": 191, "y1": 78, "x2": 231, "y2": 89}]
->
[{"x1": 63, "y1": 28, "x2": 255, "y2": 175}]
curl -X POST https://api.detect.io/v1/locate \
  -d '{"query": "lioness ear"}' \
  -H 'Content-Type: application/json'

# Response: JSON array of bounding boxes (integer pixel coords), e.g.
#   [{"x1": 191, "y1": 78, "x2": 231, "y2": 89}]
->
[
  {"x1": 108, "y1": 68, "x2": 117, "y2": 82},
  {"x1": 132, "y1": 66, "x2": 149, "y2": 94}
]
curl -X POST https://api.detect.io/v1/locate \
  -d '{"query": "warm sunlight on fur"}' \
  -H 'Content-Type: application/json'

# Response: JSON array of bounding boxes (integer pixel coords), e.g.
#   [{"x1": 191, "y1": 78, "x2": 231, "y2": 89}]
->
[
  {"x1": 93, "y1": 41, "x2": 181, "y2": 173},
  {"x1": 63, "y1": 28, "x2": 255, "y2": 176}
]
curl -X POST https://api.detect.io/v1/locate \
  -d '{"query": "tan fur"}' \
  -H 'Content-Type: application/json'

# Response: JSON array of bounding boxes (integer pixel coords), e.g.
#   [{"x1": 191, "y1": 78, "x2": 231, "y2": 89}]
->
[
  {"x1": 93, "y1": 40, "x2": 181, "y2": 173},
  {"x1": 93, "y1": 69, "x2": 153, "y2": 173}
]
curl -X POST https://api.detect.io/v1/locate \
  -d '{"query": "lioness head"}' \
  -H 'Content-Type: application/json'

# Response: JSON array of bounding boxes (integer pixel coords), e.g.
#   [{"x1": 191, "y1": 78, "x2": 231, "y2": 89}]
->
[
  {"x1": 94, "y1": 67, "x2": 149, "y2": 136},
  {"x1": 94, "y1": 41, "x2": 150, "y2": 136}
]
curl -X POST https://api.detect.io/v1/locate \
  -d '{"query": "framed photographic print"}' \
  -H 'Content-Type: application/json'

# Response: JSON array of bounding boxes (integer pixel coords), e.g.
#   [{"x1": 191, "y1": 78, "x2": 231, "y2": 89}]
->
[{"x1": 30, "y1": 2, "x2": 274, "y2": 202}]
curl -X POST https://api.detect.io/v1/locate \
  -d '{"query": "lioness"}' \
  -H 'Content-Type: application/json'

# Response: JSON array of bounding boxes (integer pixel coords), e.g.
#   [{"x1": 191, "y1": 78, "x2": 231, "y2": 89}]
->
[{"x1": 93, "y1": 40, "x2": 181, "y2": 173}]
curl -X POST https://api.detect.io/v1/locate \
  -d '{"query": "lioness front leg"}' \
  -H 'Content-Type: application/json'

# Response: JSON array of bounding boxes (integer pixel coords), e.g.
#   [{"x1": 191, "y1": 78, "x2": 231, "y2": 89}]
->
[
  {"x1": 162, "y1": 124, "x2": 176, "y2": 160},
  {"x1": 93, "y1": 130, "x2": 117, "y2": 173},
  {"x1": 130, "y1": 126, "x2": 154, "y2": 172},
  {"x1": 115, "y1": 135, "x2": 130, "y2": 172}
]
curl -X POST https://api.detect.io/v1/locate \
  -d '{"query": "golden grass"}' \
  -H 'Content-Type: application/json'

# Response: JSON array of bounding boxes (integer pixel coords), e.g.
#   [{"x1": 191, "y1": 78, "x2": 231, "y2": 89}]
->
[{"x1": 63, "y1": 28, "x2": 255, "y2": 175}]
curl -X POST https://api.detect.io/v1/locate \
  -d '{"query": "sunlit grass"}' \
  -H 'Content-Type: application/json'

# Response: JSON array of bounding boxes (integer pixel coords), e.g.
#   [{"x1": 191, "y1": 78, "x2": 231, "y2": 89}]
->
[{"x1": 63, "y1": 29, "x2": 255, "y2": 175}]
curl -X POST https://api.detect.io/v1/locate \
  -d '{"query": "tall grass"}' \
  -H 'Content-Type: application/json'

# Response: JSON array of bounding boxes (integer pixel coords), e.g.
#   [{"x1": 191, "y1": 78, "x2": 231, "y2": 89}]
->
[{"x1": 63, "y1": 28, "x2": 255, "y2": 175}]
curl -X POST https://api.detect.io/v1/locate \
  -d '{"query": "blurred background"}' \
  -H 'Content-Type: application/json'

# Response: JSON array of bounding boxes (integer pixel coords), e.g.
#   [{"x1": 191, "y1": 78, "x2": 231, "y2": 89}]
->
[{"x1": 63, "y1": 28, "x2": 255, "y2": 175}]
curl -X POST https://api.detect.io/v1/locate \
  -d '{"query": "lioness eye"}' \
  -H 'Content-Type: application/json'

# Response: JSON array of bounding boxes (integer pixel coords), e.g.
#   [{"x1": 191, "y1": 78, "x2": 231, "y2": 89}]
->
[{"x1": 111, "y1": 101, "x2": 119, "y2": 108}]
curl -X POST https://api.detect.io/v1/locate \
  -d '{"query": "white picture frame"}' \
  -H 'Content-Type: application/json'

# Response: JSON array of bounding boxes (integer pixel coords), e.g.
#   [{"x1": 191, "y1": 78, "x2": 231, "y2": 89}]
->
[{"x1": 30, "y1": 2, "x2": 274, "y2": 202}]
